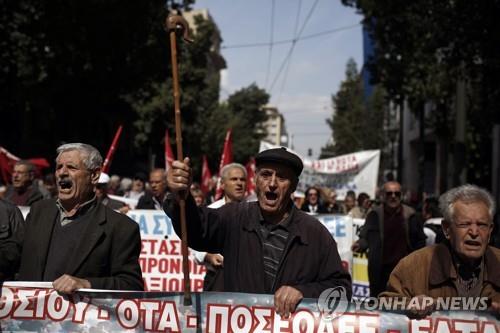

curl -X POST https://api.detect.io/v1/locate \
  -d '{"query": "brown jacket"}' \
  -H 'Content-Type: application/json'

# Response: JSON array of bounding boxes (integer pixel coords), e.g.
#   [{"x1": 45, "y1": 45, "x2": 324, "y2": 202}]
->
[{"x1": 380, "y1": 243, "x2": 500, "y2": 302}]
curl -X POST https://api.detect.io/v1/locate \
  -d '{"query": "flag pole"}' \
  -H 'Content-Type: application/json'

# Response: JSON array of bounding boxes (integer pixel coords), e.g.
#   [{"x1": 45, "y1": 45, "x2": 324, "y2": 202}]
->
[
  {"x1": 166, "y1": 12, "x2": 193, "y2": 306},
  {"x1": 102, "y1": 125, "x2": 123, "y2": 174}
]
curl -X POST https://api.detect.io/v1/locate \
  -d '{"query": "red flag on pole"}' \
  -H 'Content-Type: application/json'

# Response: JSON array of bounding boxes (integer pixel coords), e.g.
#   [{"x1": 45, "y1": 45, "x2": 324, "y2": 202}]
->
[
  {"x1": 165, "y1": 129, "x2": 175, "y2": 171},
  {"x1": 0, "y1": 146, "x2": 20, "y2": 184},
  {"x1": 215, "y1": 129, "x2": 233, "y2": 200},
  {"x1": 245, "y1": 157, "x2": 256, "y2": 196},
  {"x1": 201, "y1": 155, "x2": 212, "y2": 195},
  {"x1": 102, "y1": 125, "x2": 123, "y2": 174}
]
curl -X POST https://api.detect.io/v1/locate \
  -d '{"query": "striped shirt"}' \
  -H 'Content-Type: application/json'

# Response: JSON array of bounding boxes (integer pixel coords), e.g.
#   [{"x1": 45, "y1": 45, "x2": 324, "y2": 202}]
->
[{"x1": 258, "y1": 207, "x2": 294, "y2": 292}]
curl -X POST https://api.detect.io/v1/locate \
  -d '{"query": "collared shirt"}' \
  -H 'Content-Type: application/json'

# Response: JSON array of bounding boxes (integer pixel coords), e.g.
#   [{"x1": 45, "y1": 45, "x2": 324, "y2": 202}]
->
[
  {"x1": 56, "y1": 196, "x2": 97, "y2": 226},
  {"x1": 258, "y1": 205, "x2": 294, "y2": 292}
]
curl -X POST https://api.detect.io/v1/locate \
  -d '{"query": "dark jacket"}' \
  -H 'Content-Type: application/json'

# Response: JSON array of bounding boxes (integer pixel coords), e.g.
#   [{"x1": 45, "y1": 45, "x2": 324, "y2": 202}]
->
[
  {"x1": 358, "y1": 204, "x2": 426, "y2": 295},
  {"x1": 300, "y1": 201, "x2": 328, "y2": 214},
  {"x1": 0, "y1": 199, "x2": 24, "y2": 280},
  {"x1": 164, "y1": 196, "x2": 352, "y2": 299},
  {"x1": 5, "y1": 185, "x2": 43, "y2": 207},
  {"x1": 136, "y1": 192, "x2": 163, "y2": 210},
  {"x1": 17, "y1": 199, "x2": 144, "y2": 291}
]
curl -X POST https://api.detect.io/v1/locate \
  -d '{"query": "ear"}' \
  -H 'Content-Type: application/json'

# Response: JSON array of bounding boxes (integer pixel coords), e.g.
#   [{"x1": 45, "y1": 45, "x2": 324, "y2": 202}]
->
[
  {"x1": 441, "y1": 219, "x2": 451, "y2": 240},
  {"x1": 91, "y1": 168, "x2": 101, "y2": 186}
]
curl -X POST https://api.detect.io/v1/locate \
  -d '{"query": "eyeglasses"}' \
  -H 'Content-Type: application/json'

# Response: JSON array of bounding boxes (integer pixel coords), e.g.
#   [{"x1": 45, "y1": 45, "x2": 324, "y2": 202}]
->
[{"x1": 385, "y1": 191, "x2": 402, "y2": 198}]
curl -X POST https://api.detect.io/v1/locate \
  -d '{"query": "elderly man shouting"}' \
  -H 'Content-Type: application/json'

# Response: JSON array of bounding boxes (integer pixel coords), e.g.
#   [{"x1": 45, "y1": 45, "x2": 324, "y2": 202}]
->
[
  {"x1": 164, "y1": 148, "x2": 351, "y2": 318},
  {"x1": 17, "y1": 143, "x2": 143, "y2": 292},
  {"x1": 380, "y1": 184, "x2": 500, "y2": 317}
]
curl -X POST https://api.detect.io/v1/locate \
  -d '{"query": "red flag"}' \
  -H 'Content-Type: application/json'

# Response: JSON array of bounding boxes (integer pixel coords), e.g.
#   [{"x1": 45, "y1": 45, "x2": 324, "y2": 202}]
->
[
  {"x1": 245, "y1": 157, "x2": 256, "y2": 196},
  {"x1": 165, "y1": 129, "x2": 175, "y2": 171},
  {"x1": 201, "y1": 155, "x2": 212, "y2": 194},
  {"x1": 215, "y1": 129, "x2": 233, "y2": 200},
  {"x1": 102, "y1": 125, "x2": 123, "y2": 174},
  {"x1": 0, "y1": 146, "x2": 20, "y2": 184}
]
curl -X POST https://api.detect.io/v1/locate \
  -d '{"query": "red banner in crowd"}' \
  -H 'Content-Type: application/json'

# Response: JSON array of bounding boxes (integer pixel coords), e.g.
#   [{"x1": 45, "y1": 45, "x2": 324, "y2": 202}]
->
[
  {"x1": 246, "y1": 157, "x2": 256, "y2": 196},
  {"x1": 165, "y1": 129, "x2": 175, "y2": 172},
  {"x1": 201, "y1": 155, "x2": 212, "y2": 195},
  {"x1": 215, "y1": 129, "x2": 233, "y2": 200}
]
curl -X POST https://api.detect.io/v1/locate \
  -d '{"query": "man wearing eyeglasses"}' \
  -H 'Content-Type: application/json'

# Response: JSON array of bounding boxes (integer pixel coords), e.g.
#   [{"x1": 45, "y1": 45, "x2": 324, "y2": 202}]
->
[
  {"x1": 380, "y1": 184, "x2": 500, "y2": 318},
  {"x1": 352, "y1": 181, "x2": 426, "y2": 297}
]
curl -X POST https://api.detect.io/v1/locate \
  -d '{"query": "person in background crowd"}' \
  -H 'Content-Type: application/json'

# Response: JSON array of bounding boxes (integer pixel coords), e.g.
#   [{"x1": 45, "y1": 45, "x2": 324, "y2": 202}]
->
[
  {"x1": 301, "y1": 186, "x2": 327, "y2": 214},
  {"x1": 42, "y1": 174, "x2": 58, "y2": 199},
  {"x1": 352, "y1": 181, "x2": 426, "y2": 297},
  {"x1": 5, "y1": 160, "x2": 43, "y2": 207},
  {"x1": 125, "y1": 172, "x2": 146, "y2": 200},
  {"x1": 119, "y1": 177, "x2": 132, "y2": 196},
  {"x1": 0, "y1": 198, "x2": 24, "y2": 281},
  {"x1": 108, "y1": 175, "x2": 121, "y2": 195},
  {"x1": 191, "y1": 188, "x2": 206, "y2": 207},
  {"x1": 342, "y1": 190, "x2": 356, "y2": 214},
  {"x1": 17, "y1": 143, "x2": 143, "y2": 292},
  {"x1": 136, "y1": 169, "x2": 168, "y2": 210},
  {"x1": 95, "y1": 173, "x2": 129, "y2": 213},
  {"x1": 165, "y1": 148, "x2": 351, "y2": 318},
  {"x1": 324, "y1": 188, "x2": 342, "y2": 214},
  {"x1": 349, "y1": 192, "x2": 371, "y2": 219},
  {"x1": 422, "y1": 196, "x2": 445, "y2": 245},
  {"x1": 292, "y1": 191, "x2": 305, "y2": 209},
  {"x1": 0, "y1": 185, "x2": 6, "y2": 200},
  {"x1": 380, "y1": 184, "x2": 500, "y2": 318},
  {"x1": 193, "y1": 163, "x2": 247, "y2": 291}
]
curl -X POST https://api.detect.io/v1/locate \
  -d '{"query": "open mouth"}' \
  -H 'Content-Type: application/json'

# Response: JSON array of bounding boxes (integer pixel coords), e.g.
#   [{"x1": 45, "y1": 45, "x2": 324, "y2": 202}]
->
[
  {"x1": 464, "y1": 240, "x2": 481, "y2": 247},
  {"x1": 265, "y1": 192, "x2": 278, "y2": 201},
  {"x1": 58, "y1": 179, "x2": 73, "y2": 190}
]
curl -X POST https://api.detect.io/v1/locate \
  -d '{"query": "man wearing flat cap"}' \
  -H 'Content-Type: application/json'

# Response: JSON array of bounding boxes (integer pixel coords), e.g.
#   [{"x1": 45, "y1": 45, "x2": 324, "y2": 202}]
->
[{"x1": 164, "y1": 147, "x2": 351, "y2": 318}]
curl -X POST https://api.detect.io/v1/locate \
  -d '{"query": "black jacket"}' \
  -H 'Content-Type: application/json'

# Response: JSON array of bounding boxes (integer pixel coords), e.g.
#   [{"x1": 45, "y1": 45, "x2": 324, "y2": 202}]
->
[
  {"x1": 17, "y1": 199, "x2": 144, "y2": 290},
  {"x1": 165, "y1": 196, "x2": 352, "y2": 299},
  {"x1": 0, "y1": 199, "x2": 24, "y2": 280}
]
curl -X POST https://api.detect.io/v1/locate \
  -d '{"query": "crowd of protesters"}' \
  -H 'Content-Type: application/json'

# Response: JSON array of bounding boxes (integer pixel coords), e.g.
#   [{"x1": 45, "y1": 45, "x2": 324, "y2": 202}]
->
[{"x1": 1, "y1": 143, "x2": 500, "y2": 319}]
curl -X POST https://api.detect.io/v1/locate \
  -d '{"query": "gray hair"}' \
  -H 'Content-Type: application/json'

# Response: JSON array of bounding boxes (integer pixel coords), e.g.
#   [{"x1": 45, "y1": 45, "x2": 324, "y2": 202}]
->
[
  {"x1": 56, "y1": 143, "x2": 103, "y2": 170},
  {"x1": 220, "y1": 163, "x2": 247, "y2": 180},
  {"x1": 439, "y1": 184, "x2": 495, "y2": 222}
]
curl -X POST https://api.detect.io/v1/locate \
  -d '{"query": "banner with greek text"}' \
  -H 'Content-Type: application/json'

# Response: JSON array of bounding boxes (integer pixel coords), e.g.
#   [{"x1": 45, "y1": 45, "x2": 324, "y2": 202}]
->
[
  {"x1": 126, "y1": 210, "x2": 206, "y2": 292},
  {"x1": 1, "y1": 284, "x2": 497, "y2": 332},
  {"x1": 259, "y1": 141, "x2": 380, "y2": 200}
]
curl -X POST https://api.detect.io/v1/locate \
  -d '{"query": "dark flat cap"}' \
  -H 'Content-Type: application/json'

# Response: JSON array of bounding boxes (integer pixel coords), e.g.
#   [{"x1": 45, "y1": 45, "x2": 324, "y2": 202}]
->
[{"x1": 255, "y1": 147, "x2": 303, "y2": 177}]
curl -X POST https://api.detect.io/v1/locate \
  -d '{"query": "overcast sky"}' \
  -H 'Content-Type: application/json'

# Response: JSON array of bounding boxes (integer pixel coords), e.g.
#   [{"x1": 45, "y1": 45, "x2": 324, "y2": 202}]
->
[{"x1": 194, "y1": 0, "x2": 363, "y2": 158}]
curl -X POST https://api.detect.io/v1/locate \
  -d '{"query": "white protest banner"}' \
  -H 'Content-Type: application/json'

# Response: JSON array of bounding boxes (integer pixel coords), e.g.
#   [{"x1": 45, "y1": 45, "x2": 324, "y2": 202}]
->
[
  {"x1": 259, "y1": 141, "x2": 380, "y2": 200},
  {"x1": 127, "y1": 210, "x2": 206, "y2": 292}
]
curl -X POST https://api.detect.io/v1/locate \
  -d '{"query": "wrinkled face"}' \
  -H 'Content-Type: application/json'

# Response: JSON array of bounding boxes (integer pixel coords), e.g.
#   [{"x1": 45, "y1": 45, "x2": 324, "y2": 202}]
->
[
  {"x1": 12, "y1": 164, "x2": 32, "y2": 189},
  {"x1": 442, "y1": 200, "x2": 492, "y2": 265},
  {"x1": 256, "y1": 163, "x2": 296, "y2": 219},
  {"x1": 149, "y1": 170, "x2": 167, "y2": 198},
  {"x1": 383, "y1": 182, "x2": 402, "y2": 209},
  {"x1": 222, "y1": 167, "x2": 247, "y2": 203},
  {"x1": 55, "y1": 150, "x2": 99, "y2": 206},
  {"x1": 307, "y1": 188, "x2": 319, "y2": 205}
]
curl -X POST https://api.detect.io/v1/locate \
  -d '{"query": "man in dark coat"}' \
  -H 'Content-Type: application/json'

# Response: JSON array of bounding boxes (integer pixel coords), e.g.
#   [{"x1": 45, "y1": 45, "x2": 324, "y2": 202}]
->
[
  {"x1": 0, "y1": 198, "x2": 24, "y2": 280},
  {"x1": 5, "y1": 160, "x2": 43, "y2": 206},
  {"x1": 165, "y1": 148, "x2": 351, "y2": 318},
  {"x1": 136, "y1": 168, "x2": 168, "y2": 210},
  {"x1": 352, "y1": 181, "x2": 426, "y2": 297},
  {"x1": 17, "y1": 143, "x2": 143, "y2": 292}
]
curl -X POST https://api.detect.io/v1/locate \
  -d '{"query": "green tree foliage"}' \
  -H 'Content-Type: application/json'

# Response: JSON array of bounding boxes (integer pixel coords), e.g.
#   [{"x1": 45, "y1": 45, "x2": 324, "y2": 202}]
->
[
  {"x1": 199, "y1": 84, "x2": 269, "y2": 174},
  {"x1": 342, "y1": 0, "x2": 500, "y2": 187},
  {"x1": 320, "y1": 59, "x2": 385, "y2": 158}
]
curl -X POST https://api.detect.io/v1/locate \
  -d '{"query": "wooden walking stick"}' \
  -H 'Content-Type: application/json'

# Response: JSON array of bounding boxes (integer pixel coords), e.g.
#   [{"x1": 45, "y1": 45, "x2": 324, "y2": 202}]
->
[{"x1": 166, "y1": 12, "x2": 193, "y2": 306}]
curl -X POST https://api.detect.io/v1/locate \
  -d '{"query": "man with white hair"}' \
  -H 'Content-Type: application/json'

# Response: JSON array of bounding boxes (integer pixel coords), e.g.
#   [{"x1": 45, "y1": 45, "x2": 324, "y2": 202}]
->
[
  {"x1": 17, "y1": 143, "x2": 143, "y2": 292},
  {"x1": 381, "y1": 184, "x2": 500, "y2": 317},
  {"x1": 194, "y1": 163, "x2": 247, "y2": 291}
]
